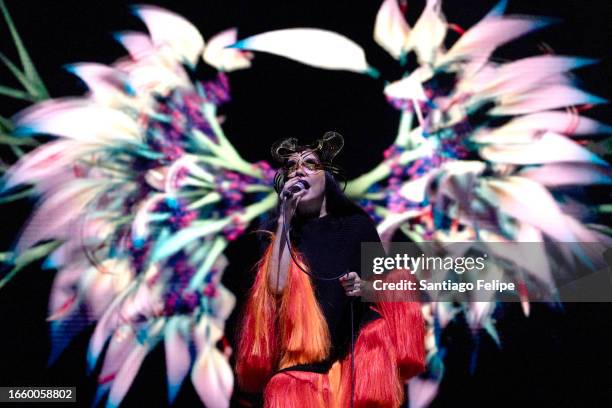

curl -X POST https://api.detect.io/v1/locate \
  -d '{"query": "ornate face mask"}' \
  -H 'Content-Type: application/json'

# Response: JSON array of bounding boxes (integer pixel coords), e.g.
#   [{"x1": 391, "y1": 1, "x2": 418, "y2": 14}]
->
[
  {"x1": 283, "y1": 152, "x2": 326, "y2": 176},
  {"x1": 271, "y1": 131, "x2": 346, "y2": 194}
]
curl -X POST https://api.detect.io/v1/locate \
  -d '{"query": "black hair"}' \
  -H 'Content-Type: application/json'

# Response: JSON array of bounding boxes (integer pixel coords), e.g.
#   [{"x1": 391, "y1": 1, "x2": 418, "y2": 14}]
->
[{"x1": 321, "y1": 171, "x2": 368, "y2": 218}]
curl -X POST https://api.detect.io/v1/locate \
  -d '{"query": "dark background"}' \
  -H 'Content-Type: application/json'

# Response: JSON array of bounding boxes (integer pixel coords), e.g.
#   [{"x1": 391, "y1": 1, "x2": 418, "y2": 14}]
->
[{"x1": 0, "y1": 0, "x2": 611, "y2": 407}]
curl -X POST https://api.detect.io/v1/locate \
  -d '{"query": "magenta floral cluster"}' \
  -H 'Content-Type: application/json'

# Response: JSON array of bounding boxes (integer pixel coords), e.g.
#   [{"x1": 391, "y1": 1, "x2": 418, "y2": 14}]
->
[
  {"x1": 144, "y1": 73, "x2": 232, "y2": 165},
  {"x1": 163, "y1": 252, "x2": 220, "y2": 315},
  {"x1": 156, "y1": 197, "x2": 198, "y2": 232}
]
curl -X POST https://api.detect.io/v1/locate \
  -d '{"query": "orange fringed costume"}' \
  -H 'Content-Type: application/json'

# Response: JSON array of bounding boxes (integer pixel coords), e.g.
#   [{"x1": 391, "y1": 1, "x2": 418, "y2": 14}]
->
[{"x1": 236, "y1": 230, "x2": 425, "y2": 407}]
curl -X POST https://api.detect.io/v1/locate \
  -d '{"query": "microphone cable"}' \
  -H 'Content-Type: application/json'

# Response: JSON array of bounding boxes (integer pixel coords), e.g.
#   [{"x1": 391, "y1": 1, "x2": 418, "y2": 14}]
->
[{"x1": 279, "y1": 197, "x2": 357, "y2": 407}]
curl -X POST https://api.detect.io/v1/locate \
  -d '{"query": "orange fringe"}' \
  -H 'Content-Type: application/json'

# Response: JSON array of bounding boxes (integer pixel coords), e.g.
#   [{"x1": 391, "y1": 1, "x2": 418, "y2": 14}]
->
[
  {"x1": 278, "y1": 249, "x2": 330, "y2": 368},
  {"x1": 235, "y1": 232, "x2": 331, "y2": 391}
]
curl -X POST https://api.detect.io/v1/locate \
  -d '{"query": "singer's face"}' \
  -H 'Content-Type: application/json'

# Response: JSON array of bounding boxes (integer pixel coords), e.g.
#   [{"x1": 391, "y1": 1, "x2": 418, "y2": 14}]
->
[{"x1": 285, "y1": 150, "x2": 325, "y2": 203}]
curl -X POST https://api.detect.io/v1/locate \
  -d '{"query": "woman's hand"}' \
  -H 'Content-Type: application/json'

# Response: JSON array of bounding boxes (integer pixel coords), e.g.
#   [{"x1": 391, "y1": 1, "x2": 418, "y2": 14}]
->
[
  {"x1": 339, "y1": 271, "x2": 361, "y2": 297},
  {"x1": 279, "y1": 178, "x2": 308, "y2": 223}
]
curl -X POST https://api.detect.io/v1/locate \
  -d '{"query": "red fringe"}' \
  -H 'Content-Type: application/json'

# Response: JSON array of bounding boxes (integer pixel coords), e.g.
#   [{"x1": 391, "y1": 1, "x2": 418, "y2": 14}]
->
[
  {"x1": 339, "y1": 318, "x2": 403, "y2": 408},
  {"x1": 375, "y1": 269, "x2": 426, "y2": 381},
  {"x1": 263, "y1": 371, "x2": 330, "y2": 408},
  {"x1": 235, "y1": 238, "x2": 279, "y2": 392}
]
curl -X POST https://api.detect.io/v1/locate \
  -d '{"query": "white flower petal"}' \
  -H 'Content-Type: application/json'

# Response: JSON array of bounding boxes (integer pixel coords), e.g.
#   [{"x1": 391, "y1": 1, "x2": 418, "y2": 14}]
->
[
  {"x1": 374, "y1": 0, "x2": 411, "y2": 60},
  {"x1": 478, "y1": 56, "x2": 596, "y2": 100},
  {"x1": 191, "y1": 348, "x2": 233, "y2": 408},
  {"x1": 106, "y1": 320, "x2": 164, "y2": 408},
  {"x1": 15, "y1": 180, "x2": 110, "y2": 252},
  {"x1": 14, "y1": 98, "x2": 141, "y2": 143},
  {"x1": 439, "y1": 16, "x2": 553, "y2": 71},
  {"x1": 480, "y1": 132, "x2": 607, "y2": 165},
  {"x1": 231, "y1": 28, "x2": 371, "y2": 74},
  {"x1": 491, "y1": 85, "x2": 606, "y2": 115},
  {"x1": 405, "y1": 0, "x2": 447, "y2": 65},
  {"x1": 165, "y1": 316, "x2": 192, "y2": 404},
  {"x1": 132, "y1": 5, "x2": 205, "y2": 67},
  {"x1": 204, "y1": 28, "x2": 252, "y2": 71},
  {"x1": 519, "y1": 163, "x2": 612, "y2": 186},
  {"x1": 114, "y1": 30, "x2": 156, "y2": 59},
  {"x1": 479, "y1": 176, "x2": 576, "y2": 242},
  {"x1": 477, "y1": 111, "x2": 612, "y2": 141},
  {"x1": 384, "y1": 70, "x2": 428, "y2": 101}
]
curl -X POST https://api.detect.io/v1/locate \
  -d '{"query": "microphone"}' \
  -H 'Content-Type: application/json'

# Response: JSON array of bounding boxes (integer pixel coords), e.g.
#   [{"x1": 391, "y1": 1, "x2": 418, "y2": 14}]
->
[{"x1": 281, "y1": 180, "x2": 310, "y2": 200}]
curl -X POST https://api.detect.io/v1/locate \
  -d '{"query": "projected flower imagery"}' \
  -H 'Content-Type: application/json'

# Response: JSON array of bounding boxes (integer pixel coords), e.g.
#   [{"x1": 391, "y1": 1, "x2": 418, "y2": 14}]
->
[{"x1": 1, "y1": 4, "x2": 271, "y2": 407}]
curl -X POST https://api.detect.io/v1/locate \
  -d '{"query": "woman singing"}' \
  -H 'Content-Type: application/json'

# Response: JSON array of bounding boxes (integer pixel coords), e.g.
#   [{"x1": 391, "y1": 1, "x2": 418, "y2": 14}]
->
[{"x1": 236, "y1": 132, "x2": 425, "y2": 407}]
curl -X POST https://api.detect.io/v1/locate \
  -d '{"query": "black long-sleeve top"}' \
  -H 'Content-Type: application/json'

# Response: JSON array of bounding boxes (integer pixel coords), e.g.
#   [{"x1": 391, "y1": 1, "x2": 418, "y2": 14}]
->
[{"x1": 277, "y1": 210, "x2": 386, "y2": 373}]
